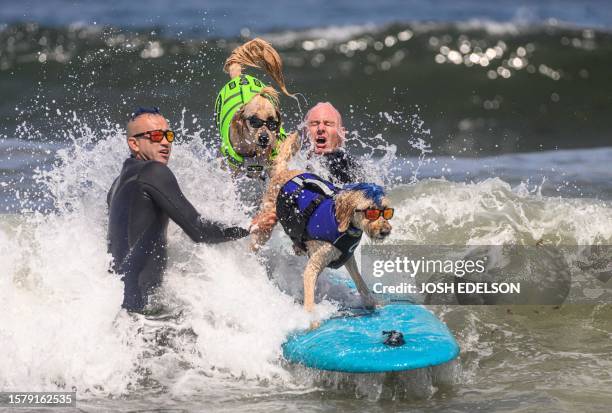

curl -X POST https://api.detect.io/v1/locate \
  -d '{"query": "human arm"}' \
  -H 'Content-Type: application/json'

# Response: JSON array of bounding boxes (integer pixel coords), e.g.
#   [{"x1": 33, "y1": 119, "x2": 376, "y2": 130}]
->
[{"x1": 140, "y1": 162, "x2": 249, "y2": 243}]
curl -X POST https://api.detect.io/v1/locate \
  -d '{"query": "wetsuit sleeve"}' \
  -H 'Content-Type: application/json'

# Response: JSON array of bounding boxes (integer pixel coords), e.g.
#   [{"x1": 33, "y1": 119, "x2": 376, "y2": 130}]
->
[{"x1": 139, "y1": 162, "x2": 249, "y2": 243}]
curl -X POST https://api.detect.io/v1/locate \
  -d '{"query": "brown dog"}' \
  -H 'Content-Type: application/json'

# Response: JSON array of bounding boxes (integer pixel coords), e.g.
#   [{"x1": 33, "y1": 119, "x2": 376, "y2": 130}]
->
[
  {"x1": 253, "y1": 133, "x2": 393, "y2": 320},
  {"x1": 215, "y1": 38, "x2": 293, "y2": 181}
]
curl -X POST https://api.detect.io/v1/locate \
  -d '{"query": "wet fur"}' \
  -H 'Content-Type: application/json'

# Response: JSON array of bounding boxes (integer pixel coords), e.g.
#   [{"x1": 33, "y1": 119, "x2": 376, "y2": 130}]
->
[
  {"x1": 228, "y1": 88, "x2": 281, "y2": 160},
  {"x1": 223, "y1": 39, "x2": 292, "y2": 173},
  {"x1": 254, "y1": 133, "x2": 392, "y2": 315},
  {"x1": 224, "y1": 39, "x2": 292, "y2": 97}
]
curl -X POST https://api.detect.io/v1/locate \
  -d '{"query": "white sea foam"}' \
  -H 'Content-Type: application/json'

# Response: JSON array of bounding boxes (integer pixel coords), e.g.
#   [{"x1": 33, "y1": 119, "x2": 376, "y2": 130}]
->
[
  {"x1": 389, "y1": 178, "x2": 612, "y2": 245},
  {"x1": 261, "y1": 17, "x2": 610, "y2": 51},
  {"x1": 262, "y1": 24, "x2": 380, "y2": 47},
  {"x1": 0, "y1": 117, "x2": 324, "y2": 396},
  {"x1": 262, "y1": 20, "x2": 525, "y2": 50}
]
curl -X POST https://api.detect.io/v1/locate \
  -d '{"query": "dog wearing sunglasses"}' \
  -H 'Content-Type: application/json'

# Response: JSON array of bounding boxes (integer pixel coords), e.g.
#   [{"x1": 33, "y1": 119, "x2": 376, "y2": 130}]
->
[
  {"x1": 215, "y1": 38, "x2": 293, "y2": 187},
  {"x1": 252, "y1": 133, "x2": 393, "y2": 321}
]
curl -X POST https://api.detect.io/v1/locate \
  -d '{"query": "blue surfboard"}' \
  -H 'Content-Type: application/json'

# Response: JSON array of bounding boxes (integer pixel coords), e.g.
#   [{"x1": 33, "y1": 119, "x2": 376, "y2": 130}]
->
[{"x1": 283, "y1": 304, "x2": 459, "y2": 373}]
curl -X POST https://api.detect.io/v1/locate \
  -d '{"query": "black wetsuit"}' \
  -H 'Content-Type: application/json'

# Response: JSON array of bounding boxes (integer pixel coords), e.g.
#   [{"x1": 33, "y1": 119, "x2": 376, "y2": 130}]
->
[
  {"x1": 107, "y1": 157, "x2": 249, "y2": 312},
  {"x1": 320, "y1": 150, "x2": 364, "y2": 184}
]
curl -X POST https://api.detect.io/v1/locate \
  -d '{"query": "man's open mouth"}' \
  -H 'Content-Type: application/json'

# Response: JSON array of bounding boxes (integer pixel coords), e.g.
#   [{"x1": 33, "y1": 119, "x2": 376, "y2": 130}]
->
[{"x1": 315, "y1": 136, "x2": 327, "y2": 148}]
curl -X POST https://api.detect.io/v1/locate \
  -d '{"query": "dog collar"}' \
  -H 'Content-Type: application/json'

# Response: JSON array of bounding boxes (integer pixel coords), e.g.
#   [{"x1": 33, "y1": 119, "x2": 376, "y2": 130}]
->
[{"x1": 243, "y1": 158, "x2": 268, "y2": 181}]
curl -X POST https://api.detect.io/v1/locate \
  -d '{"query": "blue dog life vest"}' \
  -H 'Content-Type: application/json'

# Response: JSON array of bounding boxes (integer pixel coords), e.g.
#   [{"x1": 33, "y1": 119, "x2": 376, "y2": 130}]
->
[{"x1": 276, "y1": 173, "x2": 363, "y2": 269}]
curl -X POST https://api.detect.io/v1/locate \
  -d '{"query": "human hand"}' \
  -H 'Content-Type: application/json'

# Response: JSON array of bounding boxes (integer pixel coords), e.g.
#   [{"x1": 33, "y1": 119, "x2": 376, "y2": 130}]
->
[{"x1": 250, "y1": 211, "x2": 277, "y2": 234}]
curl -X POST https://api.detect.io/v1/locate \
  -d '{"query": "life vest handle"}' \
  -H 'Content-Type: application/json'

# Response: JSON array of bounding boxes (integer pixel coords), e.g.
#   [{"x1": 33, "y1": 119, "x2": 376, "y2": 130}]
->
[{"x1": 290, "y1": 176, "x2": 336, "y2": 197}]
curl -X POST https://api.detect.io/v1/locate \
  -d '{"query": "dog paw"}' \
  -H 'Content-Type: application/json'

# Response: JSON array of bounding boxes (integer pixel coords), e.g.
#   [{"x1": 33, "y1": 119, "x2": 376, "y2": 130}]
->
[
  {"x1": 363, "y1": 296, "x2": 379, "y2": 310},
  {"x1": 309, "y1": 320, "x2": 321, "y2": 330}
]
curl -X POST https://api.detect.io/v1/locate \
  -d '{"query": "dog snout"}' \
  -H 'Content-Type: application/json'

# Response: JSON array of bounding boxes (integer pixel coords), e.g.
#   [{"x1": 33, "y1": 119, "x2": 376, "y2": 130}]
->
[
  {"x1": 258, "y1": 132, "x2": 269, "y2": 147},
  {"x1": 380, "y1": 221, "x2": 392, "y2": 237}
]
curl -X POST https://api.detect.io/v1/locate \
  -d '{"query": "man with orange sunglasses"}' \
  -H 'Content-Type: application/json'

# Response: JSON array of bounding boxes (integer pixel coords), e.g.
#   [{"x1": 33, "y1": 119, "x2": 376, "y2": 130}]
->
[{"x1": 107, "y1": 107, "x2": 276, "y2": 313}]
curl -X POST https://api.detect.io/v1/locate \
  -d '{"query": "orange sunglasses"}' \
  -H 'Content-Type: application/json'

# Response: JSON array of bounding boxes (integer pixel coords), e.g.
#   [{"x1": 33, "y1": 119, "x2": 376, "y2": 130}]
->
[
  {"x1": 132, "y1": 129, "x2": 175, "y2": 143},
  {"x1": 355, "y1": 208, "x2": 394, "y2": 221}
]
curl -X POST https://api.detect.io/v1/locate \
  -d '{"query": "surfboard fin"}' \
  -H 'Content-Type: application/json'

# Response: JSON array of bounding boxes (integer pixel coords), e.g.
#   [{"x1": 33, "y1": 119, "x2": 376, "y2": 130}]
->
[{"x1": 383, "y1": 330, "x2": 405, "y2": 347}]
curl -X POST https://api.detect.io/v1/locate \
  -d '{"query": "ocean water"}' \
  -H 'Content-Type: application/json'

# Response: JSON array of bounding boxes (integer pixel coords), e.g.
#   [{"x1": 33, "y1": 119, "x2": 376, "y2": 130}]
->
[{"x1": 1, "y1": 1, "x2": 611, "y2": 412}]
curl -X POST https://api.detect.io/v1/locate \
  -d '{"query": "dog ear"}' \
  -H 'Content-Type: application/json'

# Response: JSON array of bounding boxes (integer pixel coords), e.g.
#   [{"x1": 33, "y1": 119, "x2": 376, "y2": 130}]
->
[
  {"x1": 275, "y1": 108, "x2": 282, "y2": 131},
  {"x1": 229, "y1": 108, "x2": 249, "y2": 143},
  {"x1": 335, "y1": 191, "x2": 355, "y2": 233}
]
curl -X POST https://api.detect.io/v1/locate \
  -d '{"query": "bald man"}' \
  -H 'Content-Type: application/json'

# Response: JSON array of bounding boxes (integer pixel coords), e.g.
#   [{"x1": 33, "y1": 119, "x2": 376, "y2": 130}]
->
[
  {"x1": 108, "y1": 107, "x2": 275, "y2": 312},
  {"x1": 304, "y1": 102, "x2": 363, "y2": 184}
]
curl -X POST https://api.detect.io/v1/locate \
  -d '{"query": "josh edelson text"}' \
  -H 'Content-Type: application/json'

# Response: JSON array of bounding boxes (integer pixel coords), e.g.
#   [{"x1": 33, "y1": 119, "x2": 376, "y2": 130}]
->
[{"x1": 370, "y1": 256, "x2": 521, "y2": 295}]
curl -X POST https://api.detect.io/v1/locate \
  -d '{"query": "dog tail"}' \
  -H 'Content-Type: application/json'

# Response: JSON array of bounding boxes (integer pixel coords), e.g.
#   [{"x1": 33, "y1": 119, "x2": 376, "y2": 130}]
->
[{"x1": 224, "y1": 38, "x2": 293, "y2": 97}]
